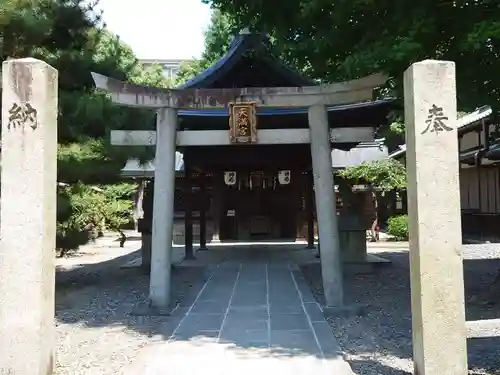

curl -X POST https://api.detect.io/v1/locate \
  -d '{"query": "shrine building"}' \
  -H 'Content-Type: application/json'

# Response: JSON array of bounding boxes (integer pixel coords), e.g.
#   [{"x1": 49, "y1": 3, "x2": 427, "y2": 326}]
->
[{"x1": 94, "y1": 30, "x2": 397, "y2": 309}]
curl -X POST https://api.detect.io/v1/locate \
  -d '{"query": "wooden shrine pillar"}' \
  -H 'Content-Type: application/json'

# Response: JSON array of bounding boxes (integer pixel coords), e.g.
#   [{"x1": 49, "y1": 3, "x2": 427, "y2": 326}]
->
[
  {"x1": 198, "y1": 172, "x2": 208, "y2": 250},
  {"x1": 184, "y1": 167, "x2": 195, "y2": 259},
  {"x1": 305, "y1": 170, "x2": 315, "y2": 249},
  {"x1": 211, "y1": 170, "x2": 223, "y2": 243}
]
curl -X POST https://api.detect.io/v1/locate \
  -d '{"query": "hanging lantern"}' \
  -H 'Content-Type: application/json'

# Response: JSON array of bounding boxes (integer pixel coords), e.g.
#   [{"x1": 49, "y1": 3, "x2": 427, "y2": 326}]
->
[
  {"x1": 224, "y1": 171, "x2": 237, "y2": 186},
  {"x1": 278, "y1": 170, "x2": 291, "y2": 185}
]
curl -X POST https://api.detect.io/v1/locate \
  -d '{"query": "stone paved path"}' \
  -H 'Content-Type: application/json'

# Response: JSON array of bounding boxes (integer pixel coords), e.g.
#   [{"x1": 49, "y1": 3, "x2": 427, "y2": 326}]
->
[{"x1": 122, "y1": 253, "x2": 353, "y2": 375}]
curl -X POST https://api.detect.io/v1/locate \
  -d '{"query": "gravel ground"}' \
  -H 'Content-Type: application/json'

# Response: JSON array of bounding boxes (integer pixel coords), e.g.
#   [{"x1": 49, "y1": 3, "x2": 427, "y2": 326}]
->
[
  {"x1": 55, "y1": 254, "x2": 208, "y2": 375},
  {"x1": 300, "y1": 244, "x2": 500, "y2": 375}
]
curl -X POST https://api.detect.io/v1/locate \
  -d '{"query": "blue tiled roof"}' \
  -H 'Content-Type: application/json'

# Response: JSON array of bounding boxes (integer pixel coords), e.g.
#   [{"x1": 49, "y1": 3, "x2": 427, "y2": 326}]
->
[{"x1": 178, "y1": 33, "x2": 314, "y2": 89}]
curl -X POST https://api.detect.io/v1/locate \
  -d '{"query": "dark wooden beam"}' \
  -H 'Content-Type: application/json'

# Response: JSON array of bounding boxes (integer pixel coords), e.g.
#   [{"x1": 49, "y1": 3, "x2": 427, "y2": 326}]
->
[
  {"x1": 184, "y1": 166, "x2": 195, "y2": 260},
  {"x1": 306, "y1": 170, "x2": 315, "y2": 249},
  {"x1": 198, "y1": 172, "x2": 208, "y2": 251}
]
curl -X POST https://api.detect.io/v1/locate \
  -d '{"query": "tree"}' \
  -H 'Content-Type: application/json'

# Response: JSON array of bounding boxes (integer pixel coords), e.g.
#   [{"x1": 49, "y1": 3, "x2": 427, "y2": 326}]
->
[
  {"x1": 92, "y1": 29, "x2": 173, "y2": 88},
  {"x1": 1, "y1": 0, "x2": 109, "y2": 91},
  {"x1": 205, "y1": 0, "x2": 500, "y2": 113},
  {"x1": 56, "y1": 30, "x2": 163, "y2": 178},
  {"x1": 56, "y1": 182, "x2": 135, "y2": 255},
  {"x1": 176, "y1": 9, "x2": 237, "y2": 84},
  {"x1": 176, "y1": 59, "x2": 207, "y2": 85},
  {"x1": 338, "y1": 159, "x2": 407, "y2": 192},
  {"x1": 337, "y1": 159, "x2": 407, "y2": 241},
  {"x1": 131, "y1": 62, "x2": 173, "y2": 88}
]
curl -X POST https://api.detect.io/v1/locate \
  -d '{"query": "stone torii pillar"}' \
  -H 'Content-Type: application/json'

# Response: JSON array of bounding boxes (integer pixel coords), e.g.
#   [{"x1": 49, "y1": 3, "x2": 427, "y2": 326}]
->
[
  {"x1": 149, "y1": 107, "x2": 177, "y2": 309},
  {"x1": 404, "y1": 60, "x2": 467, "y2": 375},
  {"x1": 309, "y1": 104, "x2": 343, "y2": 308},
  {"x1": 0, "y1": 58, "x2": 58, "y2": 375}
]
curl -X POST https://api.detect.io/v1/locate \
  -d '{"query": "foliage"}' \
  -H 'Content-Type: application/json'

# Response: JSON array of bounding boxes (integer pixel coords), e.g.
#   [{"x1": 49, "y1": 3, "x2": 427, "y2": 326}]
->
[
  {"x1": 101, "y1": 183, "x2": 137, "y2": 231},
  {"x1": 58, "y1": 138, "x2": 122, "y2": 183},
  {"x1": 176, "y1": 59, "x2": 207, "y2": 85},
  {"x1": 206, "y1": 0, "x2": 500, "y2": 113},
  {"x1": 387, "y1": 215, "x2": 409, "y2": 241},
  {"x1": 176, "y1": 9, "x2": 237, "y2": 84},
  {"x1": 92, "y1": 29, "x2": 173, "y2": 87},
  {"x1": 338, "y1": 159, "x2": 407, "y2": 192},
  {"x1": 57, "y1": 183, "x2": 104, "y2": 254},
  {"x1": 56, "y1": 186, "x2": 91, "y2": 254},
  {"x1": 56, "y1": 182, "x2": 135, "y2": 255},
  {"x1": 131, "y1": 62, "x2": 173, "y2": 88}
]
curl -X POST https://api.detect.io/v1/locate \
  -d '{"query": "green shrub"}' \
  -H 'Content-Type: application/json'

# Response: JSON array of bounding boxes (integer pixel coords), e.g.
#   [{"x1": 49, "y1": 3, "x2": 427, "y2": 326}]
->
[
  {"x1": 56, "y1": 182, "x2": 136, "y2": 256},
  {"x1": 101, "y1": 183, "x2": 136, "y2": 233},
  {"x1": 56, "y1": 184, "x2": 97, "y2": 256},
  {"x1": 387, "y1": 215, "x2": 409, "y2": 241}
]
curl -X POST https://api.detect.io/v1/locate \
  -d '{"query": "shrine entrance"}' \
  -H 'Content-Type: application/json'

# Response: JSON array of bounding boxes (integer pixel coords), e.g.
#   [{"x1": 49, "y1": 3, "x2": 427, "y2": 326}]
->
[
  {"x1": 184, "y1": 143, "x2": 312, "y2": 243},
  {"x1": 218, "y1": 169, "x2": 299, "y2": 241},
  {"x1": 94, "y1": 30, "x2": 396, "y2": 312}
]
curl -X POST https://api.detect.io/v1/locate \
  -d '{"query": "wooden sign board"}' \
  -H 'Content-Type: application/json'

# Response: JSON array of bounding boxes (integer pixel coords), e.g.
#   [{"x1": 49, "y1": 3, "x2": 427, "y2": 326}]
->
[{"x1": 228, "y1": 102, "x2": 257, "y2": 143}]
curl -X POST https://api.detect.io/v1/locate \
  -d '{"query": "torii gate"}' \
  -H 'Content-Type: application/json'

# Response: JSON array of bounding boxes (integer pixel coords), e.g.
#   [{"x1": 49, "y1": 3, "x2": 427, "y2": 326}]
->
[{"x1": 92, "y1": 71, "x2": 388, "y2": 311}]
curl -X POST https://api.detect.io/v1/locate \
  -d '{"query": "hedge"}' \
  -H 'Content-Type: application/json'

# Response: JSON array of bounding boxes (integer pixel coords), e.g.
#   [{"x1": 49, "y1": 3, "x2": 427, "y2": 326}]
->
[{"x1": 387, "y1": 215, "x2": 409, "y2": 241}]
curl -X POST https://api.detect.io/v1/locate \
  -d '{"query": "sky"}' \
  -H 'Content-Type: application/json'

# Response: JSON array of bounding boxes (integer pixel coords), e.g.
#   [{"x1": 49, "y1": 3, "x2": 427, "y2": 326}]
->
[{"x1": 96, "y1": 0, "x2": 212, "y2": 60}]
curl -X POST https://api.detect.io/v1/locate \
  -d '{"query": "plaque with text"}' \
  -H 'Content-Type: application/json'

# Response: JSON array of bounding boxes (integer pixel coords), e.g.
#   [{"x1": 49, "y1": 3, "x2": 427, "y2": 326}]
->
[{"x1": 228, "y1": 102, "x2": 257, "y2": 143}]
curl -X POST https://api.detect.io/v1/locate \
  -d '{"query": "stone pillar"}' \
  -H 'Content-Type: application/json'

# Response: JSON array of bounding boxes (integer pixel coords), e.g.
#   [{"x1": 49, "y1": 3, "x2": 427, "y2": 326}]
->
[
  {"x1": 305, "y1": 170, "x2": 315, "y2": 249},
  {"x1": 150, "y1": 107, "x2": 177, "y2": 309},
  {"x1": 184, "y1": 167, "x2": 195, "y2": 259},
  {"x1": 141, "y1": 233, "x2": 152, "y2": 268},
  {"x1": 198, "y1": 172, "x2": 208, "y2": 251},
  {"x1": 404, "y1": 60, "x2": 467, "y2": 375},
  {"x1": 308, "y1": 104, "x2": 343, "y2": 308},
  {"x1": 0, "y1": 58, "x2": 58, "y2": 375},
  {"x1": 339, "y1": 230, "x2": 367, "y2": 262}
]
